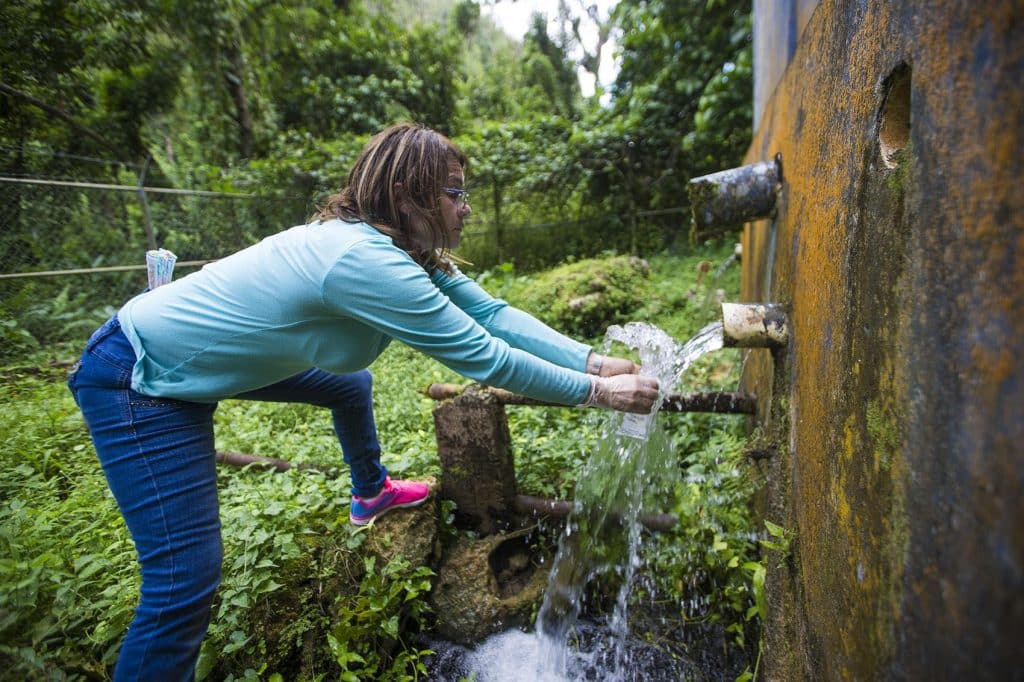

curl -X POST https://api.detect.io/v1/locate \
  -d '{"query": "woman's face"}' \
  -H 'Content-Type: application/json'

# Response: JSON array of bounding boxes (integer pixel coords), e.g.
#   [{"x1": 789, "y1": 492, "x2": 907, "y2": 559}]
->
[{"x1": 440, "y1": 160, "x2": 471, "y2": 248}]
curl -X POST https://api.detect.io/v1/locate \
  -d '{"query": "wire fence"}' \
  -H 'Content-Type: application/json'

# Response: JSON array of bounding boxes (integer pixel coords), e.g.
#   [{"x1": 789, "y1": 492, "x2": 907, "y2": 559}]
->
[
  {"x1": 0, "y1": 173, "x2": 312, "y2": 360},
  {"x1": 0, "y1": 165, "x2": 694, "y2": 362}
]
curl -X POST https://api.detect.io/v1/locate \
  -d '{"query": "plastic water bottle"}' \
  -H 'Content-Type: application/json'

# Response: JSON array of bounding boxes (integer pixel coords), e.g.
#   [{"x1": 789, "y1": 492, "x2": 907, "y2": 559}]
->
[{"x1": 616, "y1": 367, "x2": 657, "y2": 441}]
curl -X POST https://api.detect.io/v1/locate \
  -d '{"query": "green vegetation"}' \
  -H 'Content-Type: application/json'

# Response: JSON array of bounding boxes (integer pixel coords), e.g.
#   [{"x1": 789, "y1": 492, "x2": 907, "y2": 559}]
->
[
  {"x1": 1, "y1": 0, "x2": 761, "y2": 678},
  {"x1": 866, "y1": 399, "x2": 900, "y2": 472},
  {"x1": 0, "y1": 370, "x2": 431, "y2": 681},
  {"x1": 0, "y1": 243, "x2": 763, "y2": 680},
  {"x1": 1, "y1": 0, "x2": 752, "y2": 345}
]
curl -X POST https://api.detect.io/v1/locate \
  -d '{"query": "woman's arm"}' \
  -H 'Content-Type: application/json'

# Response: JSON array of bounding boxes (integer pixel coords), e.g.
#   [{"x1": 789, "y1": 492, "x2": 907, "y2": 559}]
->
[
  {"x1": 323, "y1": 242, "x2": 592, "y2": 406},
  {"x1": 430, "y1": 266, "x2": 592, "y2": 371},
  {"x1": 432, "y1": 268, "x2": 641, "y2": 378}
]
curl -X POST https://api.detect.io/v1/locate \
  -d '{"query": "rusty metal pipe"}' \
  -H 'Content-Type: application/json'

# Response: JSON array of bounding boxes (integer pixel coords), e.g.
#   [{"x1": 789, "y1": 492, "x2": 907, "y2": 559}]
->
[
  {"x1": 513, "y1": 494, "x2": 678, "y2": 533},
  {"x1": 426, "y1": 383, "x2": 755, "y2": 414},
  {"x1": 688, "y1": 156, "x2": 782, "y2": 230},
  {"x1": 215, "y1": 450, "x2": 340, "y2": 476},
  {"x1": 426, "y1": 383, "x2": 536, "y2": 405},
  {"x1": 721, "y1": 302, "x2": 789, "y2": 348},
  {"x1": 662, "y1": 391, "x2": 756, "y2": 414}
]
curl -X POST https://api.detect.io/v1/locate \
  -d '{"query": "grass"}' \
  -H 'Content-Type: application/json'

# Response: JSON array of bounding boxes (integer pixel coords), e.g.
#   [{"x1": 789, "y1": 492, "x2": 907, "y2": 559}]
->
[{"x1": 0, "y1": 239, "x2": 758, "y2": 680}]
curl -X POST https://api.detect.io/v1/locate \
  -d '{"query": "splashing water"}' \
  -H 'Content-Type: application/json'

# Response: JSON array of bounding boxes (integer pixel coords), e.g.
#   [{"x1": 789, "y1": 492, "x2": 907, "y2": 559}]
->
[
  {"x1": 529, "y1": 320, "x2": 726, "y2": 680},
  {"x1": 423, "y1": 620, "x2": 696, "y2": 682}
]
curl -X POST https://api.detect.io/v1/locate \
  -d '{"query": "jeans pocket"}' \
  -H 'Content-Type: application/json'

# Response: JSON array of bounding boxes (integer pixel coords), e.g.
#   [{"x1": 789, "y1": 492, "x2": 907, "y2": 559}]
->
[
  {"x1": 126, "y1": 389, "x2": 215, "y2": 436},
  {"x1": 84, "y1": 316, "x2": 121, "y2": 354}
]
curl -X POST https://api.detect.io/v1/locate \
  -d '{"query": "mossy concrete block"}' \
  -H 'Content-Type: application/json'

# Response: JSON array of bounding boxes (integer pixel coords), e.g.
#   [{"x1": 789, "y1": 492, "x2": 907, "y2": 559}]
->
[
  {"x1": 430, "y1": 529, "x2": 549, "y2": 644},
  {"x1": 741, "y1": 0, "x2": 1024, "y2": 679}
]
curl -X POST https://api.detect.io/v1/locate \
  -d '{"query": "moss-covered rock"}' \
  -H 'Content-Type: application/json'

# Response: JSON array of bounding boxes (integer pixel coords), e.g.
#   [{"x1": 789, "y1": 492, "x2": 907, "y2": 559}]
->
[
  {"x1": 364, "y1": 476, "x2": 441, "y2": 568},
  {"x1": 515, "y1": 256, "x2": 651, "y2": 338}
]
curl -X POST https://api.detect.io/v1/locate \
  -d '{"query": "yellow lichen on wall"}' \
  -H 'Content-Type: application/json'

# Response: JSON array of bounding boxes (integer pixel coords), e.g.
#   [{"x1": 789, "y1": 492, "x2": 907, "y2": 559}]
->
[{"x1": 739, "y1": 0, "x2": 1023, "y2": 679}]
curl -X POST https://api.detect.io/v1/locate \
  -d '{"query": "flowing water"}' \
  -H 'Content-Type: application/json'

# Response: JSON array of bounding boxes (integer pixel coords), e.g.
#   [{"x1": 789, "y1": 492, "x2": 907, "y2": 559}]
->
[
  {"x1": 535, "y1": 320, "x2": 724, "y2": 680},
  {"x1": 427, "y1": 321, "x2": 726, "y2": 681},
  {"x1": 424, "y1": 619, "x2": 698, "y2": 681}
]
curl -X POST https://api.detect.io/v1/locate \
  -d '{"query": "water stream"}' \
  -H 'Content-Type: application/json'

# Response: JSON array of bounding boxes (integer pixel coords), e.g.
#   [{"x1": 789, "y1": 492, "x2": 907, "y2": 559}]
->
[
  {"x1": 535, "y1": 321, "x2": 724, "y2": 678},
  {"x1": 427, "y1": 321, "x2": 725, "y2": 681}
]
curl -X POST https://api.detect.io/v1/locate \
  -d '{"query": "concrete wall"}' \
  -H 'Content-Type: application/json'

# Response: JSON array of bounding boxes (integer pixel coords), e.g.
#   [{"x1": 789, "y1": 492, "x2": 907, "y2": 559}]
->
[
  {"x1": 740, "y1": 1, "x2": 1023, "y2": 678},
  {"x1": 752, "y1": 0, "x2": 820, "y2": 131}
]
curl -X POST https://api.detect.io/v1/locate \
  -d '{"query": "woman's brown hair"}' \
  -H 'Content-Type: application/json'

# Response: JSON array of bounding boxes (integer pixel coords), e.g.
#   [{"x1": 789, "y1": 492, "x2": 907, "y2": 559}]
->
[{"x1": 316, "y1": 123, "x2": 468, "y2": 273}]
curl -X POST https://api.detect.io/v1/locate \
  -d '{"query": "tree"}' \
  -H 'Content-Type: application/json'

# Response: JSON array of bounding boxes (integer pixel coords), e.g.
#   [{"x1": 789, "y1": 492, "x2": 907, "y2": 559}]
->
[
  {"x1": 0, "y1": 0, "x2": 172, "y2": 166},
  {"x1": 578, "y1": 0, "x2": 753, "y2": 246},
  {"x1": 556, "y1": 0, "x2": 616, "y2": 102},
  {"x1": 0, "y1": 0, "x2": 754, "y2": 275},
  {"x1": 451, "y1": 0, "x2": 481, "y2": 34},
  {"x1": 611, "y1": 0, "x2": 752, "y2": 184},
  {"x1": 521, "y1": 12, "x2": 581, "y2": 119}
]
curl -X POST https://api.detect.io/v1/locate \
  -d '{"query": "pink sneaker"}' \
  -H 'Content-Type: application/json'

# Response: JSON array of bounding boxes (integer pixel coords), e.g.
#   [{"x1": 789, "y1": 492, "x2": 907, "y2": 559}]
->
[{"x1": 349, "y1": 476, "x2": 430, "y2": 526}]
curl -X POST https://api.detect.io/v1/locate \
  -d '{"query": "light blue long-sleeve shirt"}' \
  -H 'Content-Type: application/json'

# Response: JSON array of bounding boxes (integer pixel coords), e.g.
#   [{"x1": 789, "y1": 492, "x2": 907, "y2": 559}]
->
[{"x1": 118, "y1": 219, "x2": 593, "y2": 405}]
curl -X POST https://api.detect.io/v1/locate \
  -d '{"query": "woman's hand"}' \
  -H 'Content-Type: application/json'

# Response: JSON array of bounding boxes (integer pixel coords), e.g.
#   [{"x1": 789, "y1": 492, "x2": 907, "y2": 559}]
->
[
  {"x1": 587, "y1": 374, "x2": 661, "y2": 413},
  {"x1": 586, "y1": 352, "x2": 640, "y2": 377}
]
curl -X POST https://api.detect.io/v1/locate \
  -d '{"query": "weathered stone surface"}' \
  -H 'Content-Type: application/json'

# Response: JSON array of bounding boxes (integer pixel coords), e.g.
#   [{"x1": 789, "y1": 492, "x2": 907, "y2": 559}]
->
[
  {"x1": 741, "y1": 1, "x2": 1023, "y2": 679},
  {"x1": 430, "y1": 529, "x2": 549, "y2": 644}
]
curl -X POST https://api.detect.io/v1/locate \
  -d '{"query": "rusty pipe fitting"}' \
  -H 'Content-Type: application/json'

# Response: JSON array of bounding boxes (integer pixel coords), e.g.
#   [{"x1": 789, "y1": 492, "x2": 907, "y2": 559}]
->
[
  {"x1": 721, "y1": 303, "x2": 788, "y2": 348},
  {"x1": 688, "y1": 155, "x2": 782, "y2": 230}
]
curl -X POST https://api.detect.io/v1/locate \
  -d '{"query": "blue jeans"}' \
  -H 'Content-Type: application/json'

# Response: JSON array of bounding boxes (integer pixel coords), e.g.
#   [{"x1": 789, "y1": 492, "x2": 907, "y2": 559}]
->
[{"x1": 67, "y1": 316, "x2": 387, "y2": 681}]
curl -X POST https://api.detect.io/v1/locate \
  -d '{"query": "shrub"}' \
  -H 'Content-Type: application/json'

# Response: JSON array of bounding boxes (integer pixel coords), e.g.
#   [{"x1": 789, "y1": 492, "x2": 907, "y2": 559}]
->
[{"x1": 513, "y1": 255, "x2": 651, "y2": 338}]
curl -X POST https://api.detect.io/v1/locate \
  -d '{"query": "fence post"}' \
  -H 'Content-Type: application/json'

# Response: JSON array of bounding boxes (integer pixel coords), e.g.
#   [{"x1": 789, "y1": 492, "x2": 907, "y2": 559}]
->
[
  {"x1": 432, "y1": 384, "x2": 517, "y2": 534},
  {"x1": 137, "y1": 155, "x2": 157, "y2": 251}
]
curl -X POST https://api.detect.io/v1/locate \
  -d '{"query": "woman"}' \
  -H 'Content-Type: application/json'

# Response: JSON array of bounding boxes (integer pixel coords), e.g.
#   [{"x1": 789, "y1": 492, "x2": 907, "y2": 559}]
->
[{"x1": 68, "y1": 123, "x2": 660, "y2": 680}]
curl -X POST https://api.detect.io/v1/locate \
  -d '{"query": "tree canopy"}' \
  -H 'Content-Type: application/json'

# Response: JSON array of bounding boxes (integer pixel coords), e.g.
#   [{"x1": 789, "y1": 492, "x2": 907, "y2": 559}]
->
[{"x1": 1, "y1": 0, "x2": 752, "y2": 271}]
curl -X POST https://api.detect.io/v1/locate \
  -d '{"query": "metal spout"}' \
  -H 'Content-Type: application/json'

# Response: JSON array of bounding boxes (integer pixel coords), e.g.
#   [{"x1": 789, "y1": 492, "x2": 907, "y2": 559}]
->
[
  {"x1": 688, "y1": 155, "x2": 782, "y2": 230},
  {"x1": 721, "y1": 303, "x2": 788, "y2": 348}
]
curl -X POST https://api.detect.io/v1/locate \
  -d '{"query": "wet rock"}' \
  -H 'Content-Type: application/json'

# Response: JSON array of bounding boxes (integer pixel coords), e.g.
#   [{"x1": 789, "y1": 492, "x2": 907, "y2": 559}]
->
[{"x1": 364, "y1": 476, "x2": 442, "y2": 568}]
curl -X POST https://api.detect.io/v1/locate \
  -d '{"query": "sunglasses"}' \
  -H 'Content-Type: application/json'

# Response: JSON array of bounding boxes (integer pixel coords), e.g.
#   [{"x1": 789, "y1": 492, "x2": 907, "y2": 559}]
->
[{"x1": 442, "y1": 187, "x2": 470, "y2": 208}]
